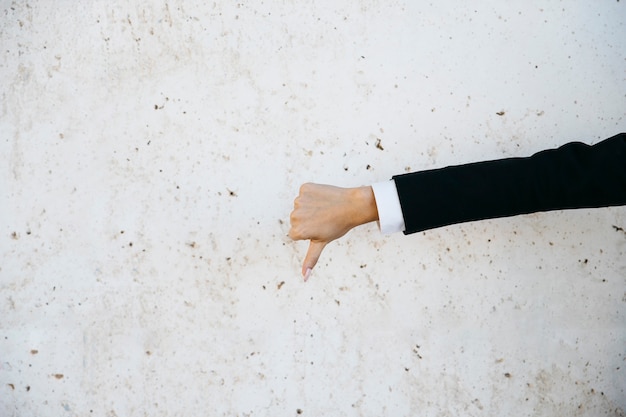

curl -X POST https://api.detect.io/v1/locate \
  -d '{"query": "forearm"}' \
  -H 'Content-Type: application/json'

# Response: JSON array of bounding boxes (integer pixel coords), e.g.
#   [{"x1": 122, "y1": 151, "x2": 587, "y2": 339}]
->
[{"x1": 392, "y1": 133, "x2": 626, "y2": 234}]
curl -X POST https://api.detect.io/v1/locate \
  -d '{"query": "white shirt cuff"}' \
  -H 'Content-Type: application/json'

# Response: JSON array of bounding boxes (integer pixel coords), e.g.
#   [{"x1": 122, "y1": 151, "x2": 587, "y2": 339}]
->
[{"x1": 371, "y1": 180, "x2": 405, "y2": 234}]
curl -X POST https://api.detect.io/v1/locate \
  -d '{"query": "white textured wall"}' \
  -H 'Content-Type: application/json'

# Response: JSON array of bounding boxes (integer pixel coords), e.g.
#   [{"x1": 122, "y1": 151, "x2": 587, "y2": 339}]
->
[{"x1": 1, "y1": 1, "x2": 625, "y2": 416}]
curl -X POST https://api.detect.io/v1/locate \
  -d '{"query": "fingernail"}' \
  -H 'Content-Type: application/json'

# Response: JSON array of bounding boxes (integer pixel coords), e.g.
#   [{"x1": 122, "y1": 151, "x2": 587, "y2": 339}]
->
[{"x1": 304, "y1": 268, "x2": 312, "y2": 282}]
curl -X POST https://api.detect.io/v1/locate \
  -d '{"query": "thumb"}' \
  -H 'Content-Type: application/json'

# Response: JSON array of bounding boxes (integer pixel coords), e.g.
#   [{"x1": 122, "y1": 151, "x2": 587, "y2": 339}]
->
[{"x1": 302, "y1": 240, "x2": 327, "y2": 281}]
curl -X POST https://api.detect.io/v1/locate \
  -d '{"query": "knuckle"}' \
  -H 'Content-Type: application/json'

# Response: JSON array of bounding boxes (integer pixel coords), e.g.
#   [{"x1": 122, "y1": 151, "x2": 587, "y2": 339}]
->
[
  {"x1": 288, "y1": 227, "x2": 301, "y2": 240},
  {"x1": 300, "y1": 182, "x2": 313, "y2": 193}
]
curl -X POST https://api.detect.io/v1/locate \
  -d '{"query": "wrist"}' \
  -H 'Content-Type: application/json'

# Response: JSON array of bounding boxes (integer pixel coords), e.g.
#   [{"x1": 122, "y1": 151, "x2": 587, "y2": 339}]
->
[{"x1": 349, "y1": 186, "x2": 379, "y2": 228}]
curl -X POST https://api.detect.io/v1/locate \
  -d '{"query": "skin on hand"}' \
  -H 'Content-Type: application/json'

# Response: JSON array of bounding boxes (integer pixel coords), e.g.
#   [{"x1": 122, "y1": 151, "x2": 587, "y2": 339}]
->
[{"x1": 288, "y1": 183, "x2": 379, "y2": 280}]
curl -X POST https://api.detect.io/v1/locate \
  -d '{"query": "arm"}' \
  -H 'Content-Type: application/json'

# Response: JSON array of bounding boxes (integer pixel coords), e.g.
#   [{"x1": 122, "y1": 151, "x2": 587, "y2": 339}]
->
[
  {"x1": 394, "y1": 133, "x2": 626, "y2": 233},
  {"x1": 289, "y1": 133, "x2": 626, "y2": 279}
]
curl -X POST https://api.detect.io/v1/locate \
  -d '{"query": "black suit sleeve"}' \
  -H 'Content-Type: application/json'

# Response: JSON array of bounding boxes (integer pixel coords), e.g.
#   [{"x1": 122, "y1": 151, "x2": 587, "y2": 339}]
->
[{"x1": 392, "y1": 133, "x2": 626, "y2": 234}]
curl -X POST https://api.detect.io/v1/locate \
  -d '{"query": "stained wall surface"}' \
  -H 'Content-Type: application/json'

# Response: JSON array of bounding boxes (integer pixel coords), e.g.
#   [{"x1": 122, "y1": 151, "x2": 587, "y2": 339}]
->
[{"x1": 1, "y1": 1, "x2": 625, "y2": 416}]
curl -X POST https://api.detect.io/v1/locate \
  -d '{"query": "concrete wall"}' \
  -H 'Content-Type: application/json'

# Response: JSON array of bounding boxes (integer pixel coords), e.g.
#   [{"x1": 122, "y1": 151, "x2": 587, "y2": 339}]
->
[{"x1": 1, "y1": 1, "x2": 625, "y2": 416}]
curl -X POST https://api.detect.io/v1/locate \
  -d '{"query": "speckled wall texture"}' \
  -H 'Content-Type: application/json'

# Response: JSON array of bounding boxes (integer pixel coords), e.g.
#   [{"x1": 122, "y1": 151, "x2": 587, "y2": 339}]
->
[{"x1": 1, "y1": 1, "x2": 625, "y2": 416}]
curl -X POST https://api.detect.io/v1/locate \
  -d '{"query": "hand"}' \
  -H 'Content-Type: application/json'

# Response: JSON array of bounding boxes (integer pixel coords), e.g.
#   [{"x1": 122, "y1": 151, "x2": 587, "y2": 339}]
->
[{"x1": 288, "y1": 183, "x2": 379, "y2": 281}]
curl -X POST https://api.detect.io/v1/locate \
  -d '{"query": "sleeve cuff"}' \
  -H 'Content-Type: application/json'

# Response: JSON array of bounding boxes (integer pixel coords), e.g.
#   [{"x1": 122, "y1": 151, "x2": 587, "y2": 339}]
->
[{"x1": 371, "y1": 180, "x2": 406, "y2": 234}]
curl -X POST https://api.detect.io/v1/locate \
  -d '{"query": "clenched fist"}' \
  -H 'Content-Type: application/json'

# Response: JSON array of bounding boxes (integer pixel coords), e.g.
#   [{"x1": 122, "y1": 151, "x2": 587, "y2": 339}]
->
[{"x1": 289, "y1": 183, "x2": 379, "y2": 281}]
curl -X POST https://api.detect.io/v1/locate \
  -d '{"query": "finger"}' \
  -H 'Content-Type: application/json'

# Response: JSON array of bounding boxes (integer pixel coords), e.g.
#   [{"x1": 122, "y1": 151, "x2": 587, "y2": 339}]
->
[{"x1": 302, "y1": 240, "x2": 327, "y2": 281}]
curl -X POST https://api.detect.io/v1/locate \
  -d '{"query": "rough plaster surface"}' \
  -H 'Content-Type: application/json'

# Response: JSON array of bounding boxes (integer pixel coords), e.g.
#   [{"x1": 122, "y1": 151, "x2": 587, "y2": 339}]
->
[{"x1": 1, "y1": 1, "x2": 625, "y2": 416}]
